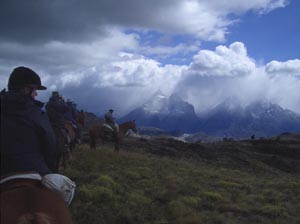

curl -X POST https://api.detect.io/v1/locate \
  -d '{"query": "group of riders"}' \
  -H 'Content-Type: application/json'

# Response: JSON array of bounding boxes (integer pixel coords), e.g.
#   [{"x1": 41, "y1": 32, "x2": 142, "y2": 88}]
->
[
  {"x1": 46, "y1": 90, "x2": 83, "y2": 152},
  {"x1": 0, "y1": 66, "x2": 118, "y2": 218}
]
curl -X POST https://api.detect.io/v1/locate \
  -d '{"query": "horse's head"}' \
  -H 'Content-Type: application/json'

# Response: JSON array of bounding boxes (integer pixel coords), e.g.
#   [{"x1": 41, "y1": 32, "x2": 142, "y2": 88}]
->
[
  {"x1": 129, "y1": 120, "x2": 138, "y2": 133},
  {"x1": 77, "y1": 112, "x2": 85, "y2": 126},
  {"x1": 118, "y1": 120, "x2": 138, "y2": 135}
]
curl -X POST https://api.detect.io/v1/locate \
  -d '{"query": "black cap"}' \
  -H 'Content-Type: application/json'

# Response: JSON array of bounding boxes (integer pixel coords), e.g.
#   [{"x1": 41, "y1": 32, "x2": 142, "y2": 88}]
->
[{"x1": 8, "y1": 66, "x2": 47, "y2": 91}]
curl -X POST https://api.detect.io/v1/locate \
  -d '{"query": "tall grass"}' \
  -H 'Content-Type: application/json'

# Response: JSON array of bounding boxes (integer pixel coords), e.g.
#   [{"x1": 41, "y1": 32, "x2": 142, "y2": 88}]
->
[{"x1": 64, "y1": 144, "x2": 300, "y2": 224}]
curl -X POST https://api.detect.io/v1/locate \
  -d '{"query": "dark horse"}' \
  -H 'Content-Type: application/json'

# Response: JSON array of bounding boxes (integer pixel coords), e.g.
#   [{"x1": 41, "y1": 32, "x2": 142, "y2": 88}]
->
[
  {"x1": 76, "y1": 111, "x2": 85, "y2": 127},
  {"x1": 0, "y1": 179, "x2": 73, "y2": 224},
  {"x1": 56, "y1": 113, "x2": 85, "y2": 171},
  {"x1": 65, "y1": 111, "x2": 85, "y2": 153},
  {"x1": 89, "y1": 120, "x2": 137, "y2": 152}
]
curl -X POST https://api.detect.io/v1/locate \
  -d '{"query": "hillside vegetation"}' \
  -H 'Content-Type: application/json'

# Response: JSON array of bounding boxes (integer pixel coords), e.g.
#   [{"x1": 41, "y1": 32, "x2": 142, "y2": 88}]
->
[{"x1": 64, "y1": 138, "x2": 300, "y2": 224}]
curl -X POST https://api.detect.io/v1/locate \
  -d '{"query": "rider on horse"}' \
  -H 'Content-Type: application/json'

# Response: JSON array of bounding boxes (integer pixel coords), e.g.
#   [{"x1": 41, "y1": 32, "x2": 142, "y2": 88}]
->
[
  {"x1": 1, "y1": 67, "x2": 57, "y2": 176},
  {"x1": 0, "y1": 67, "x2": 75, "y2": 209},
  {"x1": 46, "y1": 91, "x2": 69, "y2": 131},
  {"x1": 46, "y1": 91, "x2": 70, "y2": 159},
  {"x1": 104, "y1": 109, "x2": 119, "y2": 133}
]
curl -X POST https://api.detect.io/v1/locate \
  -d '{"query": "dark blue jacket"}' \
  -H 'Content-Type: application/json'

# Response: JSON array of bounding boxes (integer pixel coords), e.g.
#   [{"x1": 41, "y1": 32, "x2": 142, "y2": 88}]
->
[
  {"x1": 45, "y1": 96, "x2": 69, "y2": 126},
  {"x1": 1, "y1": 91, "x2": 57, "y2": 176},
  {"x1": 64, "y1": 102, "x2": 78, "y2": 124}
]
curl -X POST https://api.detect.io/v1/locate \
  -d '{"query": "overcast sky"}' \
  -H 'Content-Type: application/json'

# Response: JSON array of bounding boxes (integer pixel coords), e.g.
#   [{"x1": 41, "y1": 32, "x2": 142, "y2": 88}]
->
[{"x1": 1, "y1": 0, "x2": 299, "y2": 116}]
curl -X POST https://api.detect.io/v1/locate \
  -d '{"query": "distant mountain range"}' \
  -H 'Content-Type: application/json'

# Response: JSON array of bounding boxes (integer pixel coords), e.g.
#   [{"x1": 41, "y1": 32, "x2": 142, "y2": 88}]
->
[{"x1": 119, "y1": 91, "x2": 300, "y2": 138}]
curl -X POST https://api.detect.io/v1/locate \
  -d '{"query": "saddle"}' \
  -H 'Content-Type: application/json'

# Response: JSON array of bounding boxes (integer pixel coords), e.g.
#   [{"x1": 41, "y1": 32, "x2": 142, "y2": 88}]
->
[
  {"x1": 0, "y1": 173, "x2": 76, "y2": 206},
  {"x1": 0, "y1": 173, "x2": 42, "y2": 193},
  {"x1": 103, "y1": 123, "x2": 119, "y2": 133},
  {"x1": 103, "y1": 123, "x2": 114, "y2": 132}
]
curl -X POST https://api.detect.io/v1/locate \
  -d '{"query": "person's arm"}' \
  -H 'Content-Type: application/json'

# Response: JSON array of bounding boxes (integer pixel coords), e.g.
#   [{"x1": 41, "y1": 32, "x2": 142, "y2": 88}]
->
[
  {"x1": 55, "y1": 101, "x2": 69, "y2": 113},
  {"x1": 39, "y1": 113, "x2": 58, "y2": 173}
]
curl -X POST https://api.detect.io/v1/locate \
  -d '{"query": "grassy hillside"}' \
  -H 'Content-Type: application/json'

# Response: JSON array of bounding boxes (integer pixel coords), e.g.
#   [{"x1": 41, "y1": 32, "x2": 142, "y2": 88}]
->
[{"x1": 64, "y1": 140, "x2": 300, "y2": 224}]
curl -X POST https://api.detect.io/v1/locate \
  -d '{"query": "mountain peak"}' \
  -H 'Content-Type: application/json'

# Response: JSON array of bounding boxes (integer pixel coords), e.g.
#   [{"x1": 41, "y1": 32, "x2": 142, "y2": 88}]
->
[
  {"x1": 208, "y1": 96, "x2": 243, "y2": 115},
  {"x1": 142, "y1": 90, "x2": 168, "y2": 114}
]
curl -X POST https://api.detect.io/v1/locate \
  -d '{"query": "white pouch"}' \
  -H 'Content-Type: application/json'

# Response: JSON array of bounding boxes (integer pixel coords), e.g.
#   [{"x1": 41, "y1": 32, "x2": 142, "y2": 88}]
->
[{"x1": 42, "y1": 174, "x2": 76, "y2": 206}]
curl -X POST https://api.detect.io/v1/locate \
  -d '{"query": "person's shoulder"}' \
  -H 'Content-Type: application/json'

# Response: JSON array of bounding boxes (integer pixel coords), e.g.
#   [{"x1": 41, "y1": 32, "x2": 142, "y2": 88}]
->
[{"x1": 2, "y1": 92, "x2": 31, "y2": 108}]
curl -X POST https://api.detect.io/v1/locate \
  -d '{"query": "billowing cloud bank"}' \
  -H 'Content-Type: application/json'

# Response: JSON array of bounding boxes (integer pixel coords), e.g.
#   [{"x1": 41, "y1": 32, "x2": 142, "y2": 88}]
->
[{"x1": 177, "y1": 43, "x2": 300, "y2": 114}]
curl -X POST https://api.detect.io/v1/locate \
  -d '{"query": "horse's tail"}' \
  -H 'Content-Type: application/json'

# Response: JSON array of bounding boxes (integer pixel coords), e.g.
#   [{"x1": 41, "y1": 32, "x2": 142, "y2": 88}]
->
[{"x1": 17, "y1": 212, "x2": 53, "y2": 224}]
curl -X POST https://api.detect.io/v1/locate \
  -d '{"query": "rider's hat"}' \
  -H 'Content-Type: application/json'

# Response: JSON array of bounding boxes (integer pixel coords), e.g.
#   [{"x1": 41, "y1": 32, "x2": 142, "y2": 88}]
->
[
  {"x1": 52, "y1": 91, "x2": 59, "y2": 97},
  {"x1": 8, "y1": 66, "x2": 46, "y2": 91}
]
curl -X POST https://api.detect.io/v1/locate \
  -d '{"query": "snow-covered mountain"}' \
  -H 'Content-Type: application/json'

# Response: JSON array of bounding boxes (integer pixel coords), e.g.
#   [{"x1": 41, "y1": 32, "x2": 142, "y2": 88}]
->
[
  {"x1": 119, "y1": 91, "x2": 198, "y2": 133},
  {"x1": 197, "y1": 99, "x2": 300, "y2": 137},
  {"x1": 119, "y1": 94, "x2": 300, "y2": 138}
]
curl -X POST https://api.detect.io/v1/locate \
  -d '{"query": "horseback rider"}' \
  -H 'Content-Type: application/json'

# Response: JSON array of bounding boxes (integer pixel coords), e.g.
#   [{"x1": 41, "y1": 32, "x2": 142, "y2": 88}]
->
[
  {"x1": 0, "y1": 66, "x2": 75, "y2": 206},
  {"x1": 46, "y1": 91, "x2": 69, "y2": 128},
  {"x1": 1, "y1": 66, "x2": 57, "y2": 176},
  {"x1": 104, "y1": 109, "x2": 119, "y2": 133},
  {"x1": 65, "y1": 98, "x2": 78, "y2": 125},
  {"x1": 46, "y1": 91, "x2": 70, "y2": 157},
  {"x1": 65, "y1": 98, "x2": 80, "y2": 143}
]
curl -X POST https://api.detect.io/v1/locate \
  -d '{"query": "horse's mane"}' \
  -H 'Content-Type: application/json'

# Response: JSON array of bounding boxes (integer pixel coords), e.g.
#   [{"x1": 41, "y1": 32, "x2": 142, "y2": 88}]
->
[
  {"x1": 17, "y1": 213, "x2": 53, "y2": 224},
  {"x1": 120, "y1": 120, "x2": 135, "y2": 126},
  {"x1": 120, "y1": 121, "x2": 132, "y2": 125}
]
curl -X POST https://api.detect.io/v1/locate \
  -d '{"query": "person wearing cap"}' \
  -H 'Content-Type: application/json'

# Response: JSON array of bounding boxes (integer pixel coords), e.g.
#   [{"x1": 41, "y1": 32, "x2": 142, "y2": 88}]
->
[
  {"x1": 0, "y1": 66, "x2": 76, "y2": 207},
  {"x1": 0, "y1": 66, "x2": 57, "y2": 176},
  {"x1": 46, "y1": 91, "x2": 69, "y2": 128},
  {"x1": 104, "y1": 109, "x2": 119, "y2": 133},
  {"x1": 45, "y1": 91, "x2": 70, "y2": 169}
]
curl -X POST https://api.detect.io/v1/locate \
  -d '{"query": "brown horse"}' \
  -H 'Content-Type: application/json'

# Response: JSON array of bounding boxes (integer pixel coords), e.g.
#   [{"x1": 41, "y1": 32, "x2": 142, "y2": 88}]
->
[
  {"x1": 57, "y1": 114, "x2": 85, "y2": 171},
  {"x1": 89, "y1": 120, "x2": 137, "y2": 152},
  {"x1": 64, "y1": 122, "x2": 76, "y2": 151},
  {"x1": 76, "y1": 111, "x2": 85, "y2": 126},
  {"x1": 51, "y1": 125, "x2": 69, "y2": 172},
  {"x1": 0, "y1": 179, "x2": 73, "y2": 224}
]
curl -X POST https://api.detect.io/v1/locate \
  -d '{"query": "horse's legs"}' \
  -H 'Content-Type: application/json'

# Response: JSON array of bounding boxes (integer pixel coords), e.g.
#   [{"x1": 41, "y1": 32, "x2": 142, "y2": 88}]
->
[
  {"x1": 114, "y1": 144, "x2": 119, "y2": 152},
  {"x1": 89, "y1": 135, "x2": 95, "y2": 151},
  {"x1": 114, "y1": 134, "x2": 120, "y2": 152}
]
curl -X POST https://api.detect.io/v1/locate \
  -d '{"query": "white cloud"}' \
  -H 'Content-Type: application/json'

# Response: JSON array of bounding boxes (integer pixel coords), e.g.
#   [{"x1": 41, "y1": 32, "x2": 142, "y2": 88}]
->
[
  {"x1": 30, "y1": 52, "x2": 185, "y2": 116},
  {"x1": 265, "y1": 59, "x2": 300, "y2": 76},
  {"x1": 205, "y1": 0, "x2": 287, "y2": 14},
  {"x1": 175, "y1": 43, "x2": 300, "y2": 114},
  {"x1": 188, "y1": 42, "x2": 256, "y2": 76},
  {"x1": 137, "y1": 43, "x2": 200, "y2": 58},
  {"x1": 1, "y1": 40, "x2": 299, "y2": 116}
]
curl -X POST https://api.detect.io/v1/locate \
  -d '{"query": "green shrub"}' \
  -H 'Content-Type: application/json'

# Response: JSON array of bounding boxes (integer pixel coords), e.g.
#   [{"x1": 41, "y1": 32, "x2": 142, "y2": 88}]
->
[
  {"x1": 78, "y1": 184, "x2": 114, "y2": 203},
  {"x1": 218, "y1": 180, "x2": 244, "y2": 189},
  {"x1": 95, "y1": 175, "x2": 119, "y2": 191},
  {"x1": 254, "y1": 204, "x2": 288, "y2": 218},
  {"x1": 180, "y1": 196, "x2": 201, "y2": 209},
  {"x1": 167, "y1": 200, "x2": 195, "y2": 221},
  {"x1": 198, "y1": 191, "x2": 225, "y2": 210},
  {"x1": 201, "y1": 191, "x2": 224, "y2": 202}
]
